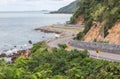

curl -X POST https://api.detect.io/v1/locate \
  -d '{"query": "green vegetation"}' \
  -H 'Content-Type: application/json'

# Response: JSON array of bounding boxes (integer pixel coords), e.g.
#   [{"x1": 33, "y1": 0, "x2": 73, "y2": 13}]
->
[
  {"x1": 74, "y1": 32, "x2": 85, "y2": 40},
  {"x1": 0, "y1": 42, "x2": 120, "y2": 79},
  {"x1": 70, "y1": 0, "x2": 120, "y2": 39},
  {"x1": 50, "y1": 0, "x2": 80, "y2": 14}
]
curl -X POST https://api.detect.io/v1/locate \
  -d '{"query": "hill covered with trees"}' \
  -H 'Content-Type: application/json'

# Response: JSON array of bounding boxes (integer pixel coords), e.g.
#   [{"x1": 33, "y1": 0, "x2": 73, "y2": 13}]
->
[
  {"x1": 0, "y1": 42, "x2": 120, "y2": 79},
  {"x1": 50, "y1": 0, "x2": 80, "y2": 14},
  {"x1": 70, "y1": 0, "x2": 120, "y2": 44}
]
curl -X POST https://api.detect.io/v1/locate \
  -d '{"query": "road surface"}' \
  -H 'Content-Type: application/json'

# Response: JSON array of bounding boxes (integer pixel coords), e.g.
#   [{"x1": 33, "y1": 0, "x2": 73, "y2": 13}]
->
[{"x1": 47, "y1": 36, "x2": 120, "y2": 62}]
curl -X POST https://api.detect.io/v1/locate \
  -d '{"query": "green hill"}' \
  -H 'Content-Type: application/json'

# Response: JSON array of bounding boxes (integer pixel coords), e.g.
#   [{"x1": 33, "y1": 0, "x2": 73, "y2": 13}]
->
[
  {"x1": 70, "y1": 0, "x2": 120, "y2": 40},
  {"x1": 50, "y1": 0, "x2": 80, "y2": 14}
]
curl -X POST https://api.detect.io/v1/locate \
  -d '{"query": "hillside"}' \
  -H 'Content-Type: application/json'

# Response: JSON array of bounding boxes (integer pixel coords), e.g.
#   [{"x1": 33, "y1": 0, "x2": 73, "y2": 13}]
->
[
  {"x1": 70, "y1": 0, "x2": 120, "y2": 44},
  {"x1": 50, "y1": 0, "x2": 80, "y2": 14},
  {"x1": 105, "y1": 22, "x2": 120, "y2": 44}
]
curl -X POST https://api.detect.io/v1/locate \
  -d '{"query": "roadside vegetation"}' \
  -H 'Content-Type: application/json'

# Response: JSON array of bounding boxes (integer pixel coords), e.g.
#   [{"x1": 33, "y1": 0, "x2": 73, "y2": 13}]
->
[{"x1": 0, "y1": 42, "x2": 120, "y2": 79}]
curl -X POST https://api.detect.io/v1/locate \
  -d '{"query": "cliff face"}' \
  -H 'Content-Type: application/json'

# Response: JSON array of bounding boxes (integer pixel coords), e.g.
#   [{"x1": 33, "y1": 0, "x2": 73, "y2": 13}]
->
[
  {"x1": 83, "y1": 22, "x2": 120, "y2": 44},
  {"x1": 105, "y1": 22, "x2": 120, "y2": 44},
  {"x1": 83, "y1": 22, "x2": 104, "y2": 42},
  {"x1": 70, "y1": 0, "x2": 120, "y2": 44}
]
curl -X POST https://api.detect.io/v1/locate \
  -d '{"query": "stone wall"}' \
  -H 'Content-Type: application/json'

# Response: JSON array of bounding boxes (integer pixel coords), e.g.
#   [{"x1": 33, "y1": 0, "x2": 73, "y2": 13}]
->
[{"x1": 70, "y1": 40, "x2": 120, "y2": 54}]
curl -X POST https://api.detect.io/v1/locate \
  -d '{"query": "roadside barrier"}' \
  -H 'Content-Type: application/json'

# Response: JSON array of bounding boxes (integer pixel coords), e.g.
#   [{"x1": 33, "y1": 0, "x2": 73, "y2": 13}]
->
[{"x1": 70, "y1": 40, "x2": 120, "y2": 54}]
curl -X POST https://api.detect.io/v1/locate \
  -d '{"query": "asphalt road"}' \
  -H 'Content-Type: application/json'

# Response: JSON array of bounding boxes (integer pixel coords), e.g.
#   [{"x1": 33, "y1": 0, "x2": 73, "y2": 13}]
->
[{"x1": 47, "y1": 36, "x2": 120, "y2": 62}]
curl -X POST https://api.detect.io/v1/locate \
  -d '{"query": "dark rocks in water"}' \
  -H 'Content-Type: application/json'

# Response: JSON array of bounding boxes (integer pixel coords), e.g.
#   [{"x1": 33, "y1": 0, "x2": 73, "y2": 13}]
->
[
  {"x1": 14, "y1": 46, "x2": 17, "y2": 48},
  {"x1": 42, "y1": 36, "x2": 45, "y2": 38},
  {"x1": 28, "y1": 40, "x2": 32, "y2": 44}
]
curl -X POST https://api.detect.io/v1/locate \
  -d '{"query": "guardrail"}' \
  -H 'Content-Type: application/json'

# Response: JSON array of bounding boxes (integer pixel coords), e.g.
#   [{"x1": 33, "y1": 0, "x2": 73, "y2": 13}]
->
[{"x1": 69, "y1": 40, "x2": 120, "y2": 54}]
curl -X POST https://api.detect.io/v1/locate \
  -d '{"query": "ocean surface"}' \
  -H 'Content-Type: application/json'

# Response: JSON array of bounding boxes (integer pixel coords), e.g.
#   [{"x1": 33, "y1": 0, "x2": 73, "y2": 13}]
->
[{"x1": 0, "y1": 12, "x2": 72, "y2": 52}]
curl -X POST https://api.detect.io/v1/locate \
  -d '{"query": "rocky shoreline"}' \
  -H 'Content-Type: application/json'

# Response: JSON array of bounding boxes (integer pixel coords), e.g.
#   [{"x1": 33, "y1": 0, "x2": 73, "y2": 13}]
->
[
  {"x1": 35, "y1": 26, "x2": 62, "y2": 34},
  {"x1": 35, "y1": 24, "x2": 82, "y2": 37},
  {"x1": 0, "y1": 49, "x2": 30, "y2": 62},
  {"x1": 0, "y1": 24, "x2": 82, "y2": 62}
]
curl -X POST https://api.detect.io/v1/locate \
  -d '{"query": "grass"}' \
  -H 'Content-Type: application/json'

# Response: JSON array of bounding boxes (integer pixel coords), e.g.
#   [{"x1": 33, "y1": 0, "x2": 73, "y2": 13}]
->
[{"x1": 49, "y1": 25, "x2": 83, "y2": 33}]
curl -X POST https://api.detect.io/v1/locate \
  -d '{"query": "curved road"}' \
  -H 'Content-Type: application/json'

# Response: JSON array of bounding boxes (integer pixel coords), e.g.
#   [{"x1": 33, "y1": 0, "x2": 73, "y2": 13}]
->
[{"x1": 47, "y1": 36, "x2": 120, "y2": 62}]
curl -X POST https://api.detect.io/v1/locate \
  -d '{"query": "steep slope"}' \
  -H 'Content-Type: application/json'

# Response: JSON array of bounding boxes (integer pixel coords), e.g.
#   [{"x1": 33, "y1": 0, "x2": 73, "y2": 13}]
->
[
  {"x1": 105, "y1": 22, "x2": 120, "y2": 44},
  {"x1": 50, "y1": 0, "x2": 80, "y2": 14},
  {"x1": 70, "y1": 0, "x2": 120, "y2": 44},
  {"x1": 83, "y1": 22, "x2": 120, "y2": 44},
  {"x1": 83, "y1": 22, "x2": 104, "y2": 42}
]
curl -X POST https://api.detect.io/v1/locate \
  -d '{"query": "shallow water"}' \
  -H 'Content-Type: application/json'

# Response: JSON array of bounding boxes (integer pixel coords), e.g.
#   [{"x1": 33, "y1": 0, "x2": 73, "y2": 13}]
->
[{"x1": 0, "y1": 12, "x2": 72, "y2": 53}]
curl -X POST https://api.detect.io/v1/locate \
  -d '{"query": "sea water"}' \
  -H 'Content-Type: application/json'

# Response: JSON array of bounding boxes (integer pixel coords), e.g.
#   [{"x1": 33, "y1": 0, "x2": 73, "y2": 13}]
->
[{"x1": 0, "y1": 12, "x2": 72, "y2": 53}]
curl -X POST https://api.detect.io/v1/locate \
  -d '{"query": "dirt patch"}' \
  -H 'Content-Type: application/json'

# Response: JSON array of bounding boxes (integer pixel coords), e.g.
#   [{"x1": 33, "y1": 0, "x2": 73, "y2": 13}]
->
[
  {"x1": 83, "y1": 22, "x2": 104, "y2": 42},
  {"x1": 105, "y1": 22, "x2": 120, "y2": 44},
  {"x1": 76, "y1": 16, "x2": 83, "y2": 26},
  {"x1": 83, "y1": 22, "x2": 120, "y2": 44}
]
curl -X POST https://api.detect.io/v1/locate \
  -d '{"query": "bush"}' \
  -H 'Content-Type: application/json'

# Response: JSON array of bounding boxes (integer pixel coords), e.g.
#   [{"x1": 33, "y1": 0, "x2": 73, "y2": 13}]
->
[
  {"x1": 74, "y1": 32, "x2": 85, "y2": 40},
  {"x1": 0, "y1": 42, "x2": 120, "y2": 79}
]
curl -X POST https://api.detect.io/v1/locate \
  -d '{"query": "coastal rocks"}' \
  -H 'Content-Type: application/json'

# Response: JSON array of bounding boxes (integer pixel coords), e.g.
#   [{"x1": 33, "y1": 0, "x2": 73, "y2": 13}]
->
[
  {"x1": 0, "y1": 49, "x2": 31, "y2": 62},
  {"x1": 11, "y1": 50, "x2": 30, "y2": 62},
  {"x1": 35, "y1": 27, "x2": 62, "y2": 34}
]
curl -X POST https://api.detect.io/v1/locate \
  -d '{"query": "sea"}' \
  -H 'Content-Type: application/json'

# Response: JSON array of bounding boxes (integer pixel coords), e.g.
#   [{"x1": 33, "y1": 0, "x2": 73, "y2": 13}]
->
[{"x1": 0, "y1": 11, "x2": 72, "y2": 53}]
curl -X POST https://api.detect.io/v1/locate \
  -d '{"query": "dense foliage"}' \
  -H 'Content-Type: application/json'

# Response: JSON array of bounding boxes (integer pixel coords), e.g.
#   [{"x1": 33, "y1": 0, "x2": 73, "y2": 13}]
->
[
  {"x1": 70, "y1": 0, "x2": 120, "y2": 39},
  {"x1": 0, "y1": 42, "x2": 120, "y2": 79}
]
